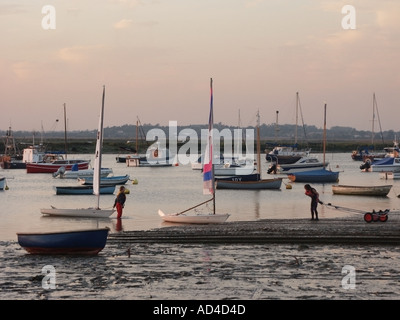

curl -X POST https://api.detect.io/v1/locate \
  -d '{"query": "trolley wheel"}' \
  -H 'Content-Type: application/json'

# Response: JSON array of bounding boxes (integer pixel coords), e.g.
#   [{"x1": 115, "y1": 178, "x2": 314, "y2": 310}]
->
[
  {"x1": 364, "y1": 212, "x2": 373, "y2": 223},
  {"x1": 379, "y1": 214, "x2": 388, "y2": 222}
]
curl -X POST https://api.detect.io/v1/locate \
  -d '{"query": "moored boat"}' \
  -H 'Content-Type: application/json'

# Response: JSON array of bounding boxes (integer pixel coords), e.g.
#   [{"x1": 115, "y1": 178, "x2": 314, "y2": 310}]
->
[
  {"x1": 287, "y1": 168, "x2": 339, "y2": 183},
  {"x1": 54, "y1": 185, "x2": 115, "y2": 195},
  {"x1": 78, "y1": 174, "x2": 130, "y2": 186},
  {"x1": 370, "y1": 157, "x2": 400, "y2": 172},
  {"x1": 216, "y1": 177, "x2": 282, "y2": 190},
  {"x1": 275, "y1": 157, "x2": 327, "y2": 173},
  {"x1": 332, "y1": 184, "x2": 392, "y2": 196},
  {"x1": 16, "y1": 227, "x2": 110, "y2": 255},
  {"x1": 26, "y1": 159, "x2": 90, "y2": 173}
]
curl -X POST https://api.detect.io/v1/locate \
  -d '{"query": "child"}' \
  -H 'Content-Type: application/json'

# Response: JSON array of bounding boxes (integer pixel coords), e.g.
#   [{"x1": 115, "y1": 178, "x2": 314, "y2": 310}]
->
[
  {"x1": 304, "y1": 184, "x2": 320, "y2": 220},
  {"x1": 113, "y1": 185, "x2": 126, "y2": 219}
]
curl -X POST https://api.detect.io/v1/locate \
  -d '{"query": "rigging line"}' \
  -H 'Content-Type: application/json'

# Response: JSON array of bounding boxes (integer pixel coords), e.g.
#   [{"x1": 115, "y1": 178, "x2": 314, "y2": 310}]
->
[
  {"x1": 374, "y1": 94, "x2": 385, "y2": 145},
  {"x1": 176, "y1": 197, "x2": 214, "y2": 216},
  {"x1": 297, "y1": 93, "x2": 309, "y2": 147}
]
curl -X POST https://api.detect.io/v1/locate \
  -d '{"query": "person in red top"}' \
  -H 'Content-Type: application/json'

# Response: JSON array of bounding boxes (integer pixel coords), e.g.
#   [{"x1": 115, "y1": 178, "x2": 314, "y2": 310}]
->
[
  {"x1": 113, "y1": 185, "x2": 126, "y2": 219},
  {"x1": 304, "y1": 184, "x2": 320, "y2": 220}
]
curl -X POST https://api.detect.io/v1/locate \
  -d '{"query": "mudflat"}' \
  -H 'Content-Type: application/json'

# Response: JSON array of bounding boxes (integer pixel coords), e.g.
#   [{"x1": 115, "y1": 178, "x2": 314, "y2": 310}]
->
[{"x1": 1, "y1": 217, "x2": 400, "y2": 301}]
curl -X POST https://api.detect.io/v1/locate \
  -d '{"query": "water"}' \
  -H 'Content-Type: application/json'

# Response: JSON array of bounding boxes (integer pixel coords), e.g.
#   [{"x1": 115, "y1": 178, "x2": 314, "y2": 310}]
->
[
  {"x1": 1, "y1": 152, "x2": 399, "y2": 241},
  {"x1": 2, "y1": 153, "x2": 400, "y2": 301}
]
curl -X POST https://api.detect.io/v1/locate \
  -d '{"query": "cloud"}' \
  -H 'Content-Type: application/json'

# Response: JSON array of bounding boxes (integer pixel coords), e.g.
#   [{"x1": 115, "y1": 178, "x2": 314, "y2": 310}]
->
[
  {"x1": 114, "y1": 19, "x2": 133, "y2": 29},
  {"x1": 9, "y1": 61, "x2": 38, "y2": 80},
  {"x1": 57, "y1": 45, "x2": 104, "y2": 63}
]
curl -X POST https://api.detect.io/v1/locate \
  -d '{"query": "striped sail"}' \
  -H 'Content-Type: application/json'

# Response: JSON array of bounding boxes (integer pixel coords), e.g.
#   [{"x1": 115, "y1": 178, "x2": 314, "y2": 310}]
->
[{"x1": 203, "y1": 78, "x2": 214, "y2": 195}]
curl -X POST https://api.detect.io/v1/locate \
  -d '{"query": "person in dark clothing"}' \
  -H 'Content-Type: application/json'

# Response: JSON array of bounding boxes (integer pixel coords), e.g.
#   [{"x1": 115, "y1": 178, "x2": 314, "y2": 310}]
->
[
  {"x1": 304, "y1": 184, "x2": 320, "y2": 220},
  {"x1": 113, "y1": 185, "x2": 126, "y2": 219}
]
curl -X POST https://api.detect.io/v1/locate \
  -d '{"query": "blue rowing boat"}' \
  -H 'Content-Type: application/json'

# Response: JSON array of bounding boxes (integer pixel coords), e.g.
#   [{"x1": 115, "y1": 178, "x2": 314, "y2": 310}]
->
[{"x1": 16, "y1": 227, "x2": 110, "y2": 255}]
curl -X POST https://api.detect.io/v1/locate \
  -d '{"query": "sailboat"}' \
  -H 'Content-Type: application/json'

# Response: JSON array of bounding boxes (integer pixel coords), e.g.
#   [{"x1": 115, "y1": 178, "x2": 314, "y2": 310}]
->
[
  {"x1": 265, "y1": 92, "x2": 311, "y2": 164},
  {"x1": 40, "y1": 86, "x2": 116, "y2": 218},
  {"x1": 215, "y1": 111, "x2": 282, "y2": 190},
  {"x1": 158, "y1": 78, "x2": 230, "y2": 224},
  {"x1": 287, "y1": 103, "x2": 339, "y2": 183}
]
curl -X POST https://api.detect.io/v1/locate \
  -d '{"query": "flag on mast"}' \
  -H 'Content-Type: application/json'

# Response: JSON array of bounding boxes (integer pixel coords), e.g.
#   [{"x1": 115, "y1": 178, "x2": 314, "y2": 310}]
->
[{"x1": 203, "y1": 78, "x2": 214, "y2": 195}]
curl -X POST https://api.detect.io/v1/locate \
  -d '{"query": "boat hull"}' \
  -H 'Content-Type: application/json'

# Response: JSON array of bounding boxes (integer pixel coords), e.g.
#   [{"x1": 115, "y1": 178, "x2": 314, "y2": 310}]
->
[
  {"x1": 79, "y1": 174, "x2": 130, "y2": 186},
  {"x1": 216, "y1": 178, "x2": 282, "y2": 190},
  {"x1": 0, "y1": 177, "x2": 5, "y2": 190},
  {"x1": 26, "y1": 161, "x2": 90, "y2": 173},
  {"x1": 0, "y1": 161, "x2": 26, "y2": 169},
  {"x1": 55, "y1": 185, "x2": 115, "y2": 195},
  {"x1": 17, "y1": 228, "x2": 109, "y2": 255},
  {"x1": 287, "y1": 169, "x2": 339, "y2": 183},
  {"x1": 40, "y1": 207, "x2": 115, "y2": 218},
  {"x1": 158, "y1": 210, "x2": 229, "y2": 224},
  {"x1": 278, "y1": 161, "x2": 328, "y2": 173},
  {"x1": 214, "y1": 166, "x2": 255, "y2": 176},
  {"x1": 332, "y1": 184, "x2": 392, "y2": 196},
  {"x1": 59, "y1": 168, "x2": 113, "y2": 179}
]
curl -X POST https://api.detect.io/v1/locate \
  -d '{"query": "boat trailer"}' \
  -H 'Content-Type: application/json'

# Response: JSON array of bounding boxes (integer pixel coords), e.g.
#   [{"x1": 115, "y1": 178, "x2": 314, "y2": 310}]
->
[{"x1": 323, "y1": 202, "x2": 390, "y2": 223}]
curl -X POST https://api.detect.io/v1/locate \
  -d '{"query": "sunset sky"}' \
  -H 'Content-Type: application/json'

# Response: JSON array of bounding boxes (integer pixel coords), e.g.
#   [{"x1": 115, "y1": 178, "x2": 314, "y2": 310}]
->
[{"x1": 1, "y1": 0, "x2": 399, "y2": 134}]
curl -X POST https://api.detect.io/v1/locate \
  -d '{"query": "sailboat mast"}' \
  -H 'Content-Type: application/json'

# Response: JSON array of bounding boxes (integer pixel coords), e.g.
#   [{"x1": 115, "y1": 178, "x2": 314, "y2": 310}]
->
[
  {"x1": 210, "y1": 78, "x2": 216, "y2": 214},
  {"x1": 94, "y1": 86, "x2": 105, "y2": 209},
  {"x1": 136, "y1": 119, "x2": 139, "y2": 153},
  {"x1": 256, "y1": 110, "x2": 261, "y2": 175},
  {"x1": 295, "y1": 92, "x2": 299, "y2": 145},
  {"x1": 371, "y1": 93, "x2": 376, "y2": 145},
  {"x1": 323, "y1": 103, "x2": 327, "y2": 168},
  {"x1": 64, "y1": 103, "x2": 67, "y2": 159}
]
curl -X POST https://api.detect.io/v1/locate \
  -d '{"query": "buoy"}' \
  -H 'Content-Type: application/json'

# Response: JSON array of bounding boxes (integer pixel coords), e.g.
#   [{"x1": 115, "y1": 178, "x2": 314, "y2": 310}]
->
[
  {"x1": 132, "y1": 178, "x2": 138, "y2": 185},
  {"x1": 5, "y1": 185, "x2": 9, "y2": 190},
  {"x1": 286, "y1": 184, "x2": 292, "y2": 189},
  {"x1": 124, "y1": 188, "x2": 130, "y2": 194}
]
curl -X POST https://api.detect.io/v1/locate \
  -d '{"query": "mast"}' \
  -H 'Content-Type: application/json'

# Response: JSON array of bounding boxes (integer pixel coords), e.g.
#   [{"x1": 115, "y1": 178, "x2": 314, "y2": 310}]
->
[
  {"x1": 210, "y1": 78, "x2": 215, "y2": 214},
  {"x1": 63, "y1": 103, "x2": 68, "y2": 159},
  {"x1": 256, "y1": 110, "x2": 261, "y2": 175},
  {"x1": 295, "y1": 92, "x2": 299, "y2": 145},
  {"x1": 323, "y1": 103, "x2": 327, "y2": 168},
  {"x1": 94, "y1": 86, "x2": 105, "y2": 208},
  {"x1": 136, "y1": 118, "x2": 139, "y2": 153},
  {"x1": 274, "y1": 110, "x2": 279, "y2": 142}
]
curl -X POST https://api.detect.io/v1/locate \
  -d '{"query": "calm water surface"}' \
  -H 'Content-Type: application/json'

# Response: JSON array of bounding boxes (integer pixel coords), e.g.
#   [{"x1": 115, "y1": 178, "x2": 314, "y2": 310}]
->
[{"x1": 1, "y1": 152, "x2": 400, "y2": 241}]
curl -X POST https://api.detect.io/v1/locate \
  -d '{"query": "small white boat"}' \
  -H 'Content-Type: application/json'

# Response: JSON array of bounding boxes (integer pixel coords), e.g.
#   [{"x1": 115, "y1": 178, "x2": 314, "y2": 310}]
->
[
  {"x1": 332, "y1": 184, "x2": 392, "y2": 196},
  {"x1": 275, "y1": 157, "x2": 327, "y2": 173},
  {"x1": 158, "y1": 209, "x2": 229, "y2": 224},
  {"x1": 41, "y1": 206, "x2": 114, "y2": 218},
  {"x1": 53, "y1": 166, "x2": 113, "y2": 179},
  {"x1": 40, "y1": 87, "x2": 116, "y2": 219}
]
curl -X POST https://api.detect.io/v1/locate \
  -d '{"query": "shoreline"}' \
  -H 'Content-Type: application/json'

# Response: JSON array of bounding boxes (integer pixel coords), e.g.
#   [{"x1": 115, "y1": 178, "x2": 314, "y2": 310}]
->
[{"x1": 108, "y1": 216, "x2": 400, "y2": 245}]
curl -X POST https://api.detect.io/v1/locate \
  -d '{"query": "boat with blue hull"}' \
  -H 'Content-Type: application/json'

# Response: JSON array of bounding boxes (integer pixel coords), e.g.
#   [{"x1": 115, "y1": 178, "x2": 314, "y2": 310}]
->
[
  {"x1": 287, "y1": 168, "x2": 339, "y2": 183},
  {"x1": 17, "y1": 227, "x2": 110, "y2": 255},
  {"x1": 55, "y1": 185, "x2": 115, "y2": 195}
]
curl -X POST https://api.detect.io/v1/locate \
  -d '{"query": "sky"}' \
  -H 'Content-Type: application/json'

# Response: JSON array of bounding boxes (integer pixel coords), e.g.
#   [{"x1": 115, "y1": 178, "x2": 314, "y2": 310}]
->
[{"x1": 1, "y1": 0, "x2": 400, "y2": 134}]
